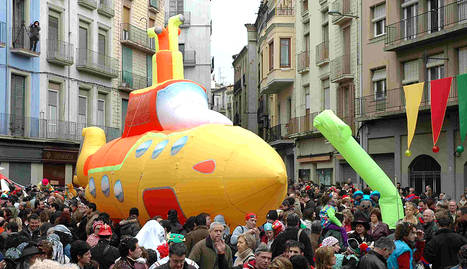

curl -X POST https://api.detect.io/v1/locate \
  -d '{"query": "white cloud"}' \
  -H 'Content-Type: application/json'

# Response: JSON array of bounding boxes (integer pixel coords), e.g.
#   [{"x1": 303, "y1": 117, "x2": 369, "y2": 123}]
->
[{"x1": 211, "y1": 0, "x2": 261, "y2": 85}]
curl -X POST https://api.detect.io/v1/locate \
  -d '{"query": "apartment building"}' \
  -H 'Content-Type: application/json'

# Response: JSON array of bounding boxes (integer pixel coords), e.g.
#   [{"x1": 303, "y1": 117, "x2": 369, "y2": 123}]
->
[
  {"x1": 232, "y1": 41, "x2": 258, "y2": 133},
  {"x1": 113, "y1": 0, "x2": 164, "y2": 130},
  {"x1": 211, "y1": 84, "x2": 233, "y2": 119},
  {"x1": 358, "y1": 0, "x2": 467, "y2": 199},
  {"x1": 252, "y1": 0, "x2": 296, "y2": 180},
  {"x1": 164, "y1": 0, "x2": 212, "y2": 104},
  {"x1": 289, "y1": 0, "x2": 361, "y2": 184}
]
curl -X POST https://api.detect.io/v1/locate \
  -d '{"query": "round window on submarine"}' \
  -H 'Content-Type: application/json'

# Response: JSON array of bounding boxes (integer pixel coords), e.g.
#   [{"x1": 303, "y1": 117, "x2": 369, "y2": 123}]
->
[
  {"x1": 152, "y1": 140, "x2": 169, "y2": 159},
  {"x1": 89, "y1": 177, "x2": 96, "y2": 197},
  {"x1": 101, "y1": 175, "x2": 110, "y2": 197},
  {"x1": 171, "y1": 136, "x2": 188, "y2": 156},
  {"x1": 136, "y1": 140, "x2": 153, "y2": 158},
  {"x1": 114, "y1": 180, "x2": 124, "y2": 202}
]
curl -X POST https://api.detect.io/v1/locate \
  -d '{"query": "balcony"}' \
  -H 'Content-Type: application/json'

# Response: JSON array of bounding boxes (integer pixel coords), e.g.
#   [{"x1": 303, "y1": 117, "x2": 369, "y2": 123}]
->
[
  {"x1": 315, "y1": 41, "x2": 329, "y2": 66},
  {"x1": 47, "y1": 39, "x2": 74, "y2": 66},
  {"x1": 266, "y1": 124, "x2": 294, "y2": 145},
  {"x1": 287, "y1": 112, "x2": 319, "y2": 138},
  {"x1": 355, "y1": 79, "x2": 459, "y2": 121},
  {"x1": 337, "y1": 114, "x2": 355, "y2": 133},
  {"x1": 98, "y1": 0, "x2": 115, "y2": 18},
  {"x1": 119, "y1": 71, "x2": 150, "y2": 92},
  {"x1": 78, "y1": 0, "x2": 97, "y2": 10},
  {"x1": 331, "y1": 0, "x2": 354, "y2": 25},
  {"x1": 260, "y1": 69, "x2": 295, "y2": 95},
  {"x1": 121, "y1": 23, "x2": 155, "y2": 54},
  {"x1": 297, "y1": 51, "x2": 310, "y2": 73},
  {"x1": 0, "y1": 113, "x2": 121, "y2": 143},
  {"x1": 385, "y1": 1, "x2": 467, "y2": 51},
  {"x1": 0, "y1": 22, "x2": 5, "y2": 47},
  {"x1": 10, "y1": 25, "x2": 40, "y2": 57},
  {"x1": 149, "y1": 0, "x2": 160, "y2": 13},
  {"x1": 183, "y1": 50, "x2": 196, "y2": 66},
  {"x1": 76, "y1": 48, "x2": 118, "y2": 78},
  {"x1": 330, "y1": 54, "x2": 353, "y2": 83},
  {"x1": 276, "y1": 8, "x2": 294, "y2": 16}
]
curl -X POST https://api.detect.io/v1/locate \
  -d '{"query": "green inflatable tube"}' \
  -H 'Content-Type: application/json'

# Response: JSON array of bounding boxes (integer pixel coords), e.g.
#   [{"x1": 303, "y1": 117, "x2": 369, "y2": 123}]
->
[{"x1": 313, "y1": 110, "x2": 404, "y2": 229}]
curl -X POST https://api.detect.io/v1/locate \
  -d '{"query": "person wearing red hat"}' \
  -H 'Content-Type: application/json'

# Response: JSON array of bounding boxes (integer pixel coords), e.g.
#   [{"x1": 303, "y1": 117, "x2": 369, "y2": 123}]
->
[
  {"x1": 37, "y1": 178, "x2": 54, "y2": 192},
  {"x1": 230, "y1": 213, "x2": 260, "y2": 247},
  {"x1": 90, "y1": 224, "x2": 120, "y2": 269}
]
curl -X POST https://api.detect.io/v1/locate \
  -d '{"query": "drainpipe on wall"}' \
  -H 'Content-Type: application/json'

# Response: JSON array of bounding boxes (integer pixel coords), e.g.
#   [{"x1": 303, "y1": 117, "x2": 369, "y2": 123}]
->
[
  {"x1": 358, "y1": 0, "x2": 364, "y2": 188},
  {"x1": 5, "y1": 0, "x2": 9, "y2": 114}
]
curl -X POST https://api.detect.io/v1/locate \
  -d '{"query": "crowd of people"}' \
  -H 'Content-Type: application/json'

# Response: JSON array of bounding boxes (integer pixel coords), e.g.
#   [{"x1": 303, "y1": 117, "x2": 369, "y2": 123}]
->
[{"x1": 1, "y1": 179, "x2": 467, "y2": 269}]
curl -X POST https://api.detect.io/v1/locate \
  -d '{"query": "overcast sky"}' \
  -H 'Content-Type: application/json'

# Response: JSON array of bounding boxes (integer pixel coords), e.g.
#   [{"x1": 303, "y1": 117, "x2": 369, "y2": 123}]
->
[{"x1": 211, "y1": 0, "x2": 261, "y2": 85}]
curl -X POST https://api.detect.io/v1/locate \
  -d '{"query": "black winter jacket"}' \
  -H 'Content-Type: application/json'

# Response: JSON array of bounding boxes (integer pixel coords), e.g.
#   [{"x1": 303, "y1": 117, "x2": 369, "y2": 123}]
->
[
  {"x1": 357, "y1": 250, "x2": 387, "y2": 269},
  {"x1": 91, "y1": 239, "x2": 120, "y2": 269},
  {"x1": 424, "y1": 228, "x2": 467, "y2": 269},
  {"x1": 271, "y1": 227, "x2": 314, "y2": 266}
]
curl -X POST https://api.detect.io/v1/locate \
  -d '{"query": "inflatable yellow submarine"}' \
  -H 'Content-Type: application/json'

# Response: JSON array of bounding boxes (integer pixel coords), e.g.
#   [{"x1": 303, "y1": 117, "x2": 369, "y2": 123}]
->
[{"x1": 74, "y1": 15, "x2": 287, "y2": 227}]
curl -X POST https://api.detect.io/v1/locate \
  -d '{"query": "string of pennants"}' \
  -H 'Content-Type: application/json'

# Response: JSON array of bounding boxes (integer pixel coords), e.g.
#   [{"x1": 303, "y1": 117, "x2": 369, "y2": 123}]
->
[{"x1": 404, "y1": 73, "x2": 467, "y2": 157}]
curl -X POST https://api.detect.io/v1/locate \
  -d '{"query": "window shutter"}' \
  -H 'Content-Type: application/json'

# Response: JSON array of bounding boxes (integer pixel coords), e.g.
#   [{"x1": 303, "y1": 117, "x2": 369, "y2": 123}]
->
[
  {"x1": 460, "y1": 47, "x2": 467, "y2": 74},
  {"x1": 48, "y1": 16, "x2": 59, "y2": 42},
  {"x1": 373, "y1": 4, "x2": 386, "y2": 21},
  {"x1": 78, "y1": 96, "x2": 87, "y2": 116},
  {"x1": 372, "y1": 68, "x2": 387, "y2": 81},
  {"x1": 403, "y1": 60, "x2": 419, "y2": 84},
  {"x1": 426, "y1": 53, "x2": 444, "y2": 68},
  {"x1": 79, "y1": 27, "x2": 87, "y2": 50},
  {"x1": 98, "y1": 34, "x2": 106, "y2": 56},
  {"x1": 147, "y1": 55, "x2": 152, "y2": 86}
]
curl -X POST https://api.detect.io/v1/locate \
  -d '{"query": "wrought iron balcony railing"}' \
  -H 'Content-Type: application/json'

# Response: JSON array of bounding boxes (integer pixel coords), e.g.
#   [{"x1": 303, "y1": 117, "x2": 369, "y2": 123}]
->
[
  {"x1": 47, "y1": 39, "x2": 74, "y2": 66},
  {"x1": 98, "y1": 0, "x2": 115, "y2": 18},
  {"x1": 0, "y1": 113, "x2": 121, "y2": 143},
  {"x1": 76, "y1": 48, "x2": 118, "y2": 78},
  {"x1": 120, "y1": 71, "x2": 151, "y2": 90},
  {"x1": 297, "y1": 51, "x2": 310, "y2": 73},
  {"x1": 121, "y1": 23, "x2": 154, "y2": 54},
  {"x1": 330, "y1": 54, "x2": 352, "y2": 82},
  {"x1": 315, "y1": 41, "x2": 329, "y2": 65},
  {"x1": 10, "y1": 25, "x2": 40, "y2": 56}
]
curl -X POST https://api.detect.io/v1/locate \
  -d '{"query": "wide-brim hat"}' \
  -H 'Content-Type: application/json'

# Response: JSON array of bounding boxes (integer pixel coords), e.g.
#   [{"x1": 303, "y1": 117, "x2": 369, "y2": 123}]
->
[
  {"x1": 20, "y1": 246, "x2": 43, "y2": 259},
  {"x1": 352, "y1": 218, "x2": 370, "y2": 230}
]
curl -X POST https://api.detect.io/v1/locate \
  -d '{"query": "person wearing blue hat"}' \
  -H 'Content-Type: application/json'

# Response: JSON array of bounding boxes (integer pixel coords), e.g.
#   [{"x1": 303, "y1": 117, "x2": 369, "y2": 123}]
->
[
  {"x1": 370, "y1": 190, "x2": 380, "y2": 205},
  {"x1": 352, "y1": 191, "x2": 364, "y2": 206},
  {"x1": 262, "y1": 223, "x2": 274, "y2": 248}
]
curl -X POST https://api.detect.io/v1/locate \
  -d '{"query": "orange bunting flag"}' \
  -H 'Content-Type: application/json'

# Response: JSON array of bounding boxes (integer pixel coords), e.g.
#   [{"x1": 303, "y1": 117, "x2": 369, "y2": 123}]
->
[
  {"x1": 430, "y1": 77, "x2": 453, "y2": 146},
  {"x1": 404, "y1": 83, "x2": 425, "y2": 151}
]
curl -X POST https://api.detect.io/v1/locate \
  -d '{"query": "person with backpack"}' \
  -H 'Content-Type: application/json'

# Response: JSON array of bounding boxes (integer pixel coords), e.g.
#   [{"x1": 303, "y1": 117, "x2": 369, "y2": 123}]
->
[
  {"x1": 230, "y1": 213, "x2": 260, "y2": 253},
  {"x1": 90, "y1": 224, "x2": 119, "y2": 269},
  {"x1": 270, "y1": 213, "x2": 314, "y2": 266}
]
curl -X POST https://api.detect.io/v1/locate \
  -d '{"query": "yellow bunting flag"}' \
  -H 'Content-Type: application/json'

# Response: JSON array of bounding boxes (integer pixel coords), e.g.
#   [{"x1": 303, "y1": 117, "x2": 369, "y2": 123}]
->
[{"x1": 404, "y1": 82, "x2": 425, "y2": 150}]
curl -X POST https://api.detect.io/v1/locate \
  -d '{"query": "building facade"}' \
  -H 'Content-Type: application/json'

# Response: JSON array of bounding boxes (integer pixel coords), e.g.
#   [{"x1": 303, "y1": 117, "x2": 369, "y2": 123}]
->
[
  {"x1": 164, "y1": 0, "x2": 212, "y2": 104},
  {"x1": 290, "y1": 0, "x2": 361, "y2": 185},
  {"x1": 113, "y1": 0, "x2": 164, "y2": 131},
  {"x1": 232, "y1": 42, "x2": 258, "y2": 134},
  {"x1": 0, "y1": 0, "x2": 165, "y2": 187},
  {"x1": 211, "y1": 84, "x2": 233, "y2": 119},
  {"x1": 358, "y1": 0, "x2": 467, "y2": 199}
]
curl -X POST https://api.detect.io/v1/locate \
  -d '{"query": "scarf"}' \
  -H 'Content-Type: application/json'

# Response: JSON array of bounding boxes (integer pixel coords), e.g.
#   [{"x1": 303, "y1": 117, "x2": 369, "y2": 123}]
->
[
  {"x1": 234, "y1": 248, "x2": 254, "y2": 267},
  {"x1": 48, "y1": 233, "x2": 66, "y2": 264}
]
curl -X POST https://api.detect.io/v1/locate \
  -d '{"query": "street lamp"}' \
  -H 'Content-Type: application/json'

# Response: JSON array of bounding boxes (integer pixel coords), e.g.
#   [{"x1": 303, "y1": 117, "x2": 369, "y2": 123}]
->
[{"x1": 328, "y1": 10, "x2": 359, "y2": 19}]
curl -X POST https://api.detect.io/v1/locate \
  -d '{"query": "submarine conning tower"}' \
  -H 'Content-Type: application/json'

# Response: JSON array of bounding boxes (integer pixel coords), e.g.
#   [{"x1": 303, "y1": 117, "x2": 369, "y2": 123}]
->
[{"x1": 147, "y1": 15, "x2": 185, "y2": 85}]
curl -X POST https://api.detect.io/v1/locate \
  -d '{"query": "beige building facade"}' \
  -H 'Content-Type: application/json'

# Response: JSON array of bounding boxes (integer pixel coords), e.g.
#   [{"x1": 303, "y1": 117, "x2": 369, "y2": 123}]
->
[{"x1": 358, "y1": 0, "x2": 467, "y2": 199}]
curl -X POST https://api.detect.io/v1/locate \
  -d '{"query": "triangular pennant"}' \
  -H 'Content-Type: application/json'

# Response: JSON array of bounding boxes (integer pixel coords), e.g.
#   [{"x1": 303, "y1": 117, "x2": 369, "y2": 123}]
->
[
  {"x1": 431, "y1": 77, "x2": 453, "y2": 145},
  {"x1": 458, "y1": 74, "x2": 467, "y2": 144},
  {"x1": 404, "y1": 82, "x2": 425, "y2": 150}
]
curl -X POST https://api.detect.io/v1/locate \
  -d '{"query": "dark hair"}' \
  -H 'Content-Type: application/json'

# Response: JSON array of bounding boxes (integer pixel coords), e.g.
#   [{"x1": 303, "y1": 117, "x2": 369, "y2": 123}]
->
[
  {"x1": 89, "y1": 203, "x2": 97, "y2": 212},
  {"x1": 436, "y1": 211, "x2": 452, "y2": 227},
  {"x1": 70, "y1": 240, "x2": 90, "y2": 263},
  {"x1": 394, "y1": 222, "x2": 415, "y2": 241},
  {"x1": 167, "y1": 209, "x2": 179, "y2": 223},
  {"x1": 28, "y1": 213, "x2": 40, "y2": 222},
  {"x1": 169, "y1": 243, "x2": 187, "y2": 257},
  {"x1": 129, "y1": 207, "x2": 139, "y2": 217},
  {"x1": 146, "y1": 249, "x2": 158, "y2": 266},
  {"x1": 286, "y1": 213, "x2": 300, "y2": 227},
  {"x1": 461, "y1": 207, "x2": 467, "y2": 215},
  {"x1": 6, "y1": 221, "x2": 19, "y2": 232},
  {"x1": 195, "y1": 213, "x2": 209, "y2": 226},
  {"x1": 290, "y1": 255, "x2": 310, "y2": 269},
  {"x1": 302, "y1": 208, "x2": 314, "y2": 221},
  {"x1": 311, "y1": 220, "x2": 322, "y2": 234},
  {"x1": 119, "y1": 237, "x2": 138, "y2": 258},
  {"x1": 183, "y1": 216, "x2": 196, "y2": 232},
  {"x1": 374, "y1": 236, "x2": 395, "y2": 250},
  {"x1": 285, "y1": 240, "x2": 304, "y2": 252},
  {"x1": 160, "y1": 220, "x2": 171, "y2": 231},
  {"x1": 52, "y1": 203, "x2": 60, "y2": 211},
  {"x1": 370, "y1": 208, "x2": 382, "y2": 222},
  {"x1": 267, "y1": 210, "x2": 278, "y2": 221}
]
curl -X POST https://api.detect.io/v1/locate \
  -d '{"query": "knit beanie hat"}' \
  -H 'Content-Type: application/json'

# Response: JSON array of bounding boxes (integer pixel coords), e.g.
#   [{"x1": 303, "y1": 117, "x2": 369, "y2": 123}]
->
[{"x1": 322, "y1": 236, "x2": 339, "y2": 247}]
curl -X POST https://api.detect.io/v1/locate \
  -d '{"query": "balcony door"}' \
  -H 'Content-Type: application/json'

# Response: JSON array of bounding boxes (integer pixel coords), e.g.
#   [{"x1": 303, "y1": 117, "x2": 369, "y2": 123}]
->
[
  {"x1": 459, "y1": 0, "x2": 467, "y2": 23},
  {"x1": 337, "y1": 83, "x2": 354, "y2": 128},
  {"x1": 12, "y1": 0, "x2": 25, "y2": 48},
  {"x1": 122, "y1": 47, "x2": 133, "y2": 87},
  {"x1": 10, "y1": 74, "x2": 25, "y2": 136},
  {"x1": 78, "y1": 95, "x2": 88, "y2": 132},
  {"x1": 79, "y1": 26, "x2": 88, "y2": 63},
  {"x1": 428, "y1": 0, "x2": 444, "y2": 33},
  {"x1": 47, "y1": 87, "x2": 59, "y2": 138},
  {"x1": 403, "y1": 2, "x2": 418, "y2": 40},
  {"x1": 98, "y1": 33, "x2": 106, "y2": 68},
  {"x1": 48, "y1": 16, "x2": 59, "y2": 55}
]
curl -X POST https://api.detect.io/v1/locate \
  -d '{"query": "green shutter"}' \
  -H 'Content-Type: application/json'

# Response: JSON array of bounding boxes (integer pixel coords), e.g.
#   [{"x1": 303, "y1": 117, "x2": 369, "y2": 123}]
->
[
  {"x1": 147, "y1": 55, "x2": 152, "y2": 86},
  {"x1": 122, "y1": 47, "x2": 133, "y2": 87},
  {"x1": 121, "y1": 99, "x2": 128, "y2": 130}
]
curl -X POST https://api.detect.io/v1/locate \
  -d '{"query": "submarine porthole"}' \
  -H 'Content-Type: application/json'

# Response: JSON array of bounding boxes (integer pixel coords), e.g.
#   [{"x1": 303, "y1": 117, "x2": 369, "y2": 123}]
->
[
  {"x1": 114, "y1": 180, "x2": 124, "y2": 202},
  {"x1": 89, "y1": 177, "x2": 96, "y2": 197},
  {"x1": 152, "y1": 140, "x2": 169, "y2": 159},
  {"x1": 171, "y1": 136, "x2": 188, "y2": 156},
  {"x1": 101, "y1": 175, "x2": 110, "y2": 197},
  {"x1": 136, "y1": 140, "x2": 153, "y2": 158}
]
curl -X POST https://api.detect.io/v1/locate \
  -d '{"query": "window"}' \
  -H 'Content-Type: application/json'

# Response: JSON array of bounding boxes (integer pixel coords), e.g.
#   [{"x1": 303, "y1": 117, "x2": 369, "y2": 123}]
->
[
  {"x1": 97, "y1": 95, "x2": 106, "y2": 126},
  {"x1": 403, "y1": 60, "x2": 419, "y2": 84},
  {"x1": 459, "y1": 47, "x2": 467, "y2": 74},
  {"x1": 48, "y1": 15, "x2": 59, "y2": 42},
  {"x1": 403, "y1": 1, "x2": 418, "y2": 39},
  {"x1": 323, "y1": 79, "x2": 330, "y2": 110},
  {"x1": 427, "y1": 53, "x2": 445, "y2": 102},
  {"x1": 122, "y1": 99, "x2": 128, "y2": 130},
  {"x1": 302, "y1": 0, "x2": 308, "y2": 12},
  {"x1": 372, "y1": 68, "x2": 386, "y2": 100},
  {"x1": 372, "y1": 3, "x2": 386, "y2": 37},
  {"x1": 317, "y1": 168, "x2": 332, "y2": 186},
  {"x1": 305, "y1": 89, "x2": 310, "y2": 111},
  {"x1": 78, "y1": 95, "x2": 87, "y2": 126},
  {"x1": 304, "y1": 33, "x2": 310, "y2": 52},
  {"x1": 269, "y1": 41, "x2": 274, "y2": 71},
  {"x1": 48, "y1": 83, "x2": 60, "y2": 137},
  {"x1": 299, "y1": 169, "x2": 310, "y2": 181},
  {"x1": 428, "y1": 0, "x2": 444, "y2": 33},
  {"x1": 168, "y1": 0, "x2": 184, "y2": 18},
  {"x1": 460, "y1": 0, "x2": 467, "y2": 23},
  {"x1": 98, "y1": 32, "x2": 106, "y2": 67},
  {"x1": 79, "y1": 24, "x2": 88, "y2": 59},
  {"x1": 280, "y1": 38, "x2": 291, "y2": 68}
]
